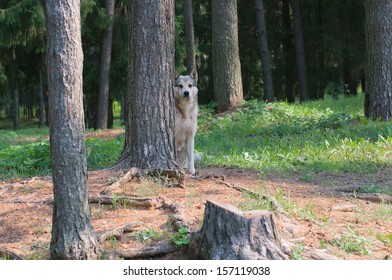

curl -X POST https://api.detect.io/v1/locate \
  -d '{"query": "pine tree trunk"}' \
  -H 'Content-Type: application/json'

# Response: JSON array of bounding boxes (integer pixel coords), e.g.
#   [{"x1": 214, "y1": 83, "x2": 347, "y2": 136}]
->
[
  {"x1": 364, "y1": 0, "x2": 392, "y2": 121},
  {"x1": 38, "y1": 67, "x2": 45, "y2": 128},
  {"x1": 97, "y1": 0, "x2": 116, "y2": 129},
  {"x1": 282, "y1": 0, "x2": 295, "y2": 103},
  {"x1": 195, "y1": 200, "x2": 290, "y2": 260},
  {"x1": 211, "y1": 0, "x2": 243, "y2": 112},
  {"x1": 290, "y1": 0, "x2": 308, "y2": 102},
  {"x1": 255, "y1": 0, "x2": 274, "y2": 102},
  {"x1": 183, "y1": 0, "x2": 196, "y2": 74},
  {"x1": 13, "y1": 86, "x2": 19, "y2": 130},
  {"x1": 117, "y1": 0, "x2": 177, "y2": 171},
  {"x1": 45, "y1": 0, "x2": 98, "y2": 260}
]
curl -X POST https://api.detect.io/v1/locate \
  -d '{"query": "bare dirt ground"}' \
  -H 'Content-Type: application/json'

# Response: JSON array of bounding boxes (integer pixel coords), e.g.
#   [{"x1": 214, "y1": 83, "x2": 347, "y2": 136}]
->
[
  {"x1": 0, "y1": 130, "x2": 391, "y2": 260},
  {"x1": 1, "y1": 167, "x2": 391, "y2": 260}
]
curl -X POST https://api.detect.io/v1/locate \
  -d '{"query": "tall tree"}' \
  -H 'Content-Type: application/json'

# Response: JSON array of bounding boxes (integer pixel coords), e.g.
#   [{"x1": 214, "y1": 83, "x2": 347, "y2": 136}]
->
[
  {"x1": 255, "y1": 0, "x2": 274, "y2": 102},
  {"x1": 117, "y1": 0, "x2": 177, "y2": 171},
  {"x1": 45, "y1": 0, "x2": 98, "y2": 259},
  {"x1": 282, "y1": 0, "x2": 295, "y2": 103},
  {"x1": 183, "y1": 0, "x2": 196, "y2": 74},
  {"x1": 290, "y1": 0, "x2": 308, "y2": 102},
  {"x1": 96, "y1": 0, "x2": 116, "y2": 129},
  {"x1": 364, "y1": 0, "x2": 392, "y2": 121},
  {"x1": 211, "y1": 0, "x2": 243, "y2": 112}
]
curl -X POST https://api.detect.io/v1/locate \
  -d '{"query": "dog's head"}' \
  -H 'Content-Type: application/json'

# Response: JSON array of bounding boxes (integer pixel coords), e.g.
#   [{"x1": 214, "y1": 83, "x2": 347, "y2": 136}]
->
[{"x1": 174, "y1": 69, "x2": 198, "y2": 102}]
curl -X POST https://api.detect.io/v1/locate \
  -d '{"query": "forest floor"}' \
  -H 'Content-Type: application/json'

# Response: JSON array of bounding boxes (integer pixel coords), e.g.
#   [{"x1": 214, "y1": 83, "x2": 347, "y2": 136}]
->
[{"x1": 0, "y1": 129, "x2": 392, "y2": 260}]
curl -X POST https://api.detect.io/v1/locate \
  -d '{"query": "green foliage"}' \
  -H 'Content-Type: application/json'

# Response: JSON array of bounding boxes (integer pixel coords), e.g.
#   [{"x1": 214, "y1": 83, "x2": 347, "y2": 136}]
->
[
  {"x1": 129, "y1": 229, "x2": 162, "y2": 243},
  {"x1": 85, "y1": 136, "x2": 123, "y2": 170},
  {"x1": 330, "y1": 231, "x2": 372, "y2": 255},
  {"x1": 376, "y1": 233, "x2": 392, "y2": 248},
  {"x1": 197, "y1": 94, "x2": 392, "y2": 176},
  {"x1": 171, "y1": 226, "x2": 190, "y2": 247}
]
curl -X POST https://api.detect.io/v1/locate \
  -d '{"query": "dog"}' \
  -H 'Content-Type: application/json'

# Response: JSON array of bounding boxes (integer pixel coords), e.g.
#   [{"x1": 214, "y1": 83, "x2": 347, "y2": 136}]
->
[{"x1": 174, "y1": 69, "x2": 198, "y2": 175}]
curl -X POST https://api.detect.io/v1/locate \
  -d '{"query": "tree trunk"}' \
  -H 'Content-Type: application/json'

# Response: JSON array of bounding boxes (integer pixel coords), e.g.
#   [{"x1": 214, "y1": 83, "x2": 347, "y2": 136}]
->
[
  {"x1": 195, "y1": 200, "x2": 290, "y2": 260},
  {"x1": 364, "y1": 0, "x2": 392, "y2": 121},
  {"x1": 183, "y1": 0, "x2": 196, "y2": 74},
  {"x1": 282, "y1": 0, "x2": 295, "y2": 103},
  {"x1": 255, "y1": 0, "x2": 274, "y2": 102},
  {"x1": 211, "y1": 0, "x2": 243, "y2": 112},
  {"x1": 13, "y1": 86, "x2": 19, "y2": 130},
  {"x1": 38, "y1": 66, "x2": 45, "y2": 128},
  {"x1": 117, "y1": 0, "x2": 177, "y2": 171},
  {"x1": 97, "y1": 0, "x2": 116, "y2": 129},
  {"x1": 45, "y1": 0, "x2": 98, "y2": 260},
  {"x1": 290, "y1": 0, "x2": 308, "y2": 102}
]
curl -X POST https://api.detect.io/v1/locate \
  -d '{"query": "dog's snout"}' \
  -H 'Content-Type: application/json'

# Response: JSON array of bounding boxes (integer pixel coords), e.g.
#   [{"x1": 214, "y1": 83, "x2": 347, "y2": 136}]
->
[{"x1": 183, "y1": 91, "x2": 190, "y2": 97}]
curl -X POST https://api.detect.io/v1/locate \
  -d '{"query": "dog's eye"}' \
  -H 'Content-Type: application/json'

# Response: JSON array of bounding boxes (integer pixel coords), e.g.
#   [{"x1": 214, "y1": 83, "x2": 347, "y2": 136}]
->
[
  {"x1": 189, "y1": 84, "x2": 193, "y2": 88},
  {"x1": 178, "y1": 84, "x2": 183, "y2": 89}
]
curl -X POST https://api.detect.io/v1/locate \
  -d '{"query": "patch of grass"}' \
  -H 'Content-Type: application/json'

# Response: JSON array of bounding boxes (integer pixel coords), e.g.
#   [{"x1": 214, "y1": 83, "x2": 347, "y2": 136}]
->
[
  {"x1": 27, "y1": 241, "x2": 50, "y2": 260},
  {"x1": 292, "y1": 242, "x2": 305, "y2": 260},
  {"x1": 357, "y1": 184, "x2": 392, "y2": 196},
  {"x1": 376, "y1": 233, "x2": 392, "y2": 248},
  {"x1": 128, "y1": 229, "x2": 163, "y2": 243},
  {"x1": 330, "y1": 230, "x2": 373, "y2": 255}
]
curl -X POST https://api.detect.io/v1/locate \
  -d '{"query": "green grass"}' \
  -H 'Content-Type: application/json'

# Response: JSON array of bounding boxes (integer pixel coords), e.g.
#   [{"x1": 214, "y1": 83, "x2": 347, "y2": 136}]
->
[
  {"x1": 1, "y1": 94, "x2": 392, "y2": 183},
  {"x1": 197, "y1": 94, "x2": 392, "y2": 176}
]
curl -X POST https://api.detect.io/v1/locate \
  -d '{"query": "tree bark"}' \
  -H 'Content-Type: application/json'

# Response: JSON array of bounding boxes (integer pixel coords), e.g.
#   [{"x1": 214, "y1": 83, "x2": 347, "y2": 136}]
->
[
  {"x1": 195, "y1": 200, "x2": 290, "y2": 260},
  {"x1": 211, "y1": 0, "x2": 243, "y2": 112},
  {"x1": 282, "y1": 0, "x2": 295, "y2": 103},
  {"x1": 255, "y1": 0, "x2": 274, "y2": 102},
  {"x1": 117, "y1": 0, "x2": 177, "y2": 171},
  {"x1": 45, "y1": 0, "x2": 98, "y2": 260},
  {"x1": 290, "y1": 0, "x2": 308, "y2": 102},
  {"x1": 97, "y1": 0, "x2": 116, "y2": 129},
  {"x1": 364, "y1": 0, "x2": 392, "y2": 121},
  {"x1": 38, "y1": 66, "x2": 45, "y2": 128},
  {"x1": 183, "y1": 0, "x2": 196, "y2": 74}
]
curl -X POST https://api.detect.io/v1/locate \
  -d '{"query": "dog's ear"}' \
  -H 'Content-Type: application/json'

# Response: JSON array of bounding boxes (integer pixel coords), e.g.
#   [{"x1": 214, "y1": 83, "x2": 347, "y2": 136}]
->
[{"x1": 189, "y1": 68, "x2": 198, "y2": 84}]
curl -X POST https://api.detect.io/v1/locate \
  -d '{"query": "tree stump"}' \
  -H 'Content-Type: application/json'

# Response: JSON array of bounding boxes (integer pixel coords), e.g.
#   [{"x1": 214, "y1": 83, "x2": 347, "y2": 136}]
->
[{"x1": 195, "y1": 200, "x2": 290, "y2": 260}]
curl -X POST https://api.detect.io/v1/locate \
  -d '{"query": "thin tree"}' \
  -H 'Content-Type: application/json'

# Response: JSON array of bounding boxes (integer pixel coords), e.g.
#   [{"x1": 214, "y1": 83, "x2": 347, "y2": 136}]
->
[
  {"x1": 364, "y1": 0, "x2": 392, "y2": 121},
  {"x1": 290, "y1": 0, "x2": 308, "y2": 102},
  {"x1": 255, "y1": 0, "x2": 274, "y2": 102},
  {"x1": 97, "y1": 0, "x2": 116, "y2": 129},
  {"x1": 211, "y1": 0, "x2": 243, "y2": 112},
  {"x1": 45, "y1": 0, "x2": 98, "y2": 259},
  {"x1": 116, "y1": 0, "x2": 177, "y2": 171},
  {"x1": 183, "y1": 0, "x2": 197, "y2": 74}
]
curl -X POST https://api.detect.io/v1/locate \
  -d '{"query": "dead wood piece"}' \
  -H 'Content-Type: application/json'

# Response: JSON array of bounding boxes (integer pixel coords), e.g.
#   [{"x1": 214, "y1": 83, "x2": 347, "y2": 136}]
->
[
  {"x1": 89, "y1": 195, "x2": 158, "y2": 208},
  {"x1": 107, "y1": 240, "x2": 177, "y2": 259},
  {"x1": 331, "y1": 204, "x2": 359, "y2": 212},
  {"x1": 98, "y1": 222, "x2": 142, "y2": 243},
  {"x1": 158, "y1": 196, "x2": 188, "y2": 230},
  {"x1": 0, "y1": 247, "x2": 24, "y2": 260},
  {"x1": 216, "y1": 180, "x2": 282, "y2": 211},
  {"x1": 101, "y1": 167, "x2": 141, "y2": 195},
  {"x1": 352, "y1": 193, "x2": 392, "y2": 204},
  {"x1": 0, "y1": 185, "x2": 13, "y2": 196},
  {"x1": 195, "y1": 200, "x2": 290, "y2": 260}
]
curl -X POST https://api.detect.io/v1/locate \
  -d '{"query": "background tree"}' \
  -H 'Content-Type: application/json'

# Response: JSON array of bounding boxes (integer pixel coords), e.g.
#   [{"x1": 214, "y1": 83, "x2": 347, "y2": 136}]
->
[
  {"x1": 183, "y1": 0, "x2": 196, "y2": 74},
  {"x1": 255, "y1": 0, "x2": 274, "y2": 102},
  {"x1": 96, "y1": 0, "x2": 116, "y2": 129},
  {"x1": 45, "y1": 0, "x2": 98, "y2": 259},
  {"x1": 364, "y1": 0, "x2": 392, "y2": 121},
  {"x1": 211, "y1": 0, "x2": 243, "y2": 112},
  {"x1": 116, "y1": 0, "x2": 177, "y2": 171}
]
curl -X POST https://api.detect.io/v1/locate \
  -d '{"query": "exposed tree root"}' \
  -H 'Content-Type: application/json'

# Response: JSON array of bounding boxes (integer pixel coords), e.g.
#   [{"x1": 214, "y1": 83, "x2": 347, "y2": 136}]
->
[
  {"x1": 158, "y1": 196, "x2": 188, "y2": 231},
  {"x1": 147, "y1": 169, "x2": 186, "y2": 188},
  {"x1": 98, "y1": 222, "x2": 143, "y2": 243},
  {"x1": 105, "y1": 240, "x2": 177, "y2": 259},
  {"x1": 215, "y1": 179, "x2": 283, "y2": 211},
  {"x1": 0, "y1": 185, "x2": 13, "y2": 196},
  {"x1": 89, "y1": 195, "x2": 158, "y2": 209},
  {"x1": 0, "y1": 246, "x2": 24, "y2": 260},
  {"x1": 351, "y1": 193, "x2": 392, "y2": 204},
  {"x1": 100, "y1": 167, "x2": 141, "y2": 195}
]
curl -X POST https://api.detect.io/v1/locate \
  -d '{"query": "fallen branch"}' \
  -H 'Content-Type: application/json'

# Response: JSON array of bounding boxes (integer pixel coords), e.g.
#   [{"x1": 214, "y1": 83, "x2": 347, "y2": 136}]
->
[
  {"x1": 351, "y1": 193, "x2": 392, "y2": 204},
  {"x1": 158, "y1": 196, "x2": 188, "y2": 230},
  {"x1": 215, "y1": 180, "x2": 282, "y2": 211},
  {"x1": 89, "y1": 195, "x2": 158, "y2": 209},
  {"x1": 98, "y1": 222, "x2": 143, "y2": 243},
  {"x1": 100, "y1": 167, "x2": 141, "y2": 195},
  {"x1": 106, "y1": 240, "x2": 177, "y2": 259},
  {"x1": 0, "y1": 247, "x2": 24, "y2": 260}
]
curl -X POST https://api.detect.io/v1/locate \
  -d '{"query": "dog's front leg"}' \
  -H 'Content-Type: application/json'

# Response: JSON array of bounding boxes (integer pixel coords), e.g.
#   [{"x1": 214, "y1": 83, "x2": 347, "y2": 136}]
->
[{"x1": 186, "y1": 137, "x2": 195, "y2": 175}]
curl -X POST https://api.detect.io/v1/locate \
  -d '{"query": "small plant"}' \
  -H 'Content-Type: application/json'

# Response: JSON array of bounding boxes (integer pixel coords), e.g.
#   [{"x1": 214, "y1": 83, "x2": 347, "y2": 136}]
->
[
  {"x1": 171, "y1": 226, "x2": 190, "y2": 247},
  {"x1": 27, "y1": 242, "x2": 50, "y2": 260},
  {"x1": 376, "y1": 233, "x2": 392, "y2": 248},
  {"x1": 129, "y1": 229, "x2": 162, "y2": 243},
  {"x1": 107, "y1": 236, "x2": 118, "y2": 248},
  {"x1": 292, "y1": 242, "x2": 305, "y2": 260},
  {"x1": 330, "y1": 231, "x2": 372, "y2": 255}
]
